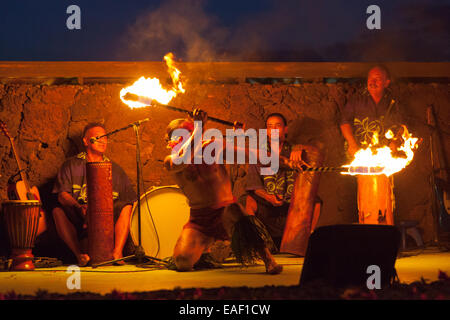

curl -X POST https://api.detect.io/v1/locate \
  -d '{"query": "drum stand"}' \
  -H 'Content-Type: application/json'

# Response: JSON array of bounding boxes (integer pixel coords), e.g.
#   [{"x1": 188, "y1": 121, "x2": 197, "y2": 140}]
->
[{"x1": 92, "y1": 121, "x2": 167, "y2": 268}]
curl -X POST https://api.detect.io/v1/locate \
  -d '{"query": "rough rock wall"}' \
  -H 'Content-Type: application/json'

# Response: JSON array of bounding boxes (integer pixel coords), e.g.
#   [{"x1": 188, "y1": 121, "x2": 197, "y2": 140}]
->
[{"x1": 0, "y1": 82, "x2": 448, "y2": 243}]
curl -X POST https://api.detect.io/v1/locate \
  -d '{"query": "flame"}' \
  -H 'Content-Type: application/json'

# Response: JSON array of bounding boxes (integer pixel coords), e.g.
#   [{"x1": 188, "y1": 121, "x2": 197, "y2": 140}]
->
[
  {"x1": 342, "y1": 125, "x2": 419, "y2": 176},
  {"x1": 120, "y1": 53, "x2": 185, "y2": 109},
  {"x1": 164, "y1": 52, "x2": 185, "y2": 94}
]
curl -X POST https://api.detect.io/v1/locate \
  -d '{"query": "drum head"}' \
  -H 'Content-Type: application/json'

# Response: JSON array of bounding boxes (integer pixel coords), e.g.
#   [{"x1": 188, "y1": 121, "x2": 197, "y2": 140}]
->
[{"x1": 130, "y1": 186, "x2": 189, "y2": 259}]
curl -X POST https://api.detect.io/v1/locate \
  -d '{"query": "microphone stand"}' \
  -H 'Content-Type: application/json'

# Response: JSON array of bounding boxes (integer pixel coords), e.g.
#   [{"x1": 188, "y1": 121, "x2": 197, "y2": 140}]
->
[
  {"x1": 92, "y1": 120, "x2": 167, "y2": 268},
  {"x1": 89, "y1": 118, "x2": 149, "y2": 144}
]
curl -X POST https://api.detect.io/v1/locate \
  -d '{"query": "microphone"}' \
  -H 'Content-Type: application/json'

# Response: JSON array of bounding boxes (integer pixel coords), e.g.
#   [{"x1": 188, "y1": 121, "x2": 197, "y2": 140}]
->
[{"x1": 89, "y1": 118, "x2": 150, "y2": 143}]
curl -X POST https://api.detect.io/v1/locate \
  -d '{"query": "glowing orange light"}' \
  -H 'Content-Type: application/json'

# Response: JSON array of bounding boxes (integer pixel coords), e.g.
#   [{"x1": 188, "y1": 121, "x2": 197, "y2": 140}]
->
[
  {"x1": 120, "y1": 53, "x2": 185, "y2": 109},
  {"x1": 342, "y1": 126, "x2": 419, "y2": 176}
]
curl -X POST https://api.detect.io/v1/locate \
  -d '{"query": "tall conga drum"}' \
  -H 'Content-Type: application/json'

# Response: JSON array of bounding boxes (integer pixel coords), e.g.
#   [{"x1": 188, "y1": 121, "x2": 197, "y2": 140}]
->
[
  {"x1": 2, "y1": 200, "x2": 41, "y2": 271},
  {"x1": 281, "y1": 145, "x2": 325, "y2": 256},
  {"x1": 357, "y1": 175, "x2": 394, "y2": 225},
  {"x1": 86, "y1": 162, "x2": 114, "y2": 265}
]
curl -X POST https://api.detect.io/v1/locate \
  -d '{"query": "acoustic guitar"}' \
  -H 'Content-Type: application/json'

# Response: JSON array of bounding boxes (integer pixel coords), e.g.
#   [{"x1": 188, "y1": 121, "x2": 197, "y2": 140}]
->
[{"x1": 0, "y1": 120, "x2": 43, "y2": 203}]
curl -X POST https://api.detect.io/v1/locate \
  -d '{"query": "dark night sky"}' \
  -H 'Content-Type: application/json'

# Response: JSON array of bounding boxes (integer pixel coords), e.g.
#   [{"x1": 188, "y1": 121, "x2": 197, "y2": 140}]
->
[{"x1": 0, "y1": 0, "x2": 448, "y2": 61}]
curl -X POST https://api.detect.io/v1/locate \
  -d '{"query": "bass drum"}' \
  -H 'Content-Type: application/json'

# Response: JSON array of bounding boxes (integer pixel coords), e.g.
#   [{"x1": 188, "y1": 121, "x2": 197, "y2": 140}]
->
[{"x1": 130, "y1": 185, "x2": 190, "y2": 259}]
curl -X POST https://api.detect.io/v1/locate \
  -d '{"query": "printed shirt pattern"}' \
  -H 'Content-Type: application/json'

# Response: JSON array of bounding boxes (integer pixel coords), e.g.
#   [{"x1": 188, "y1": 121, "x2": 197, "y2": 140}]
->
[
  {"x1": 262, "y1": 142, "x2": 296, "y2": 203},
  {"x1": 341, "y1": 90, "x2": 402, "y2": 147},
  {"x1": 53, "y1": 152, "x2": 135, "y2": 206}
]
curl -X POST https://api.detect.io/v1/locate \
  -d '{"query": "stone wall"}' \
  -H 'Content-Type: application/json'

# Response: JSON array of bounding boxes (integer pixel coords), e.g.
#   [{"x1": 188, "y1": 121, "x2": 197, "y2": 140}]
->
[{"x1": 0, "y1": 81, "x2": 448, "y2": 243}]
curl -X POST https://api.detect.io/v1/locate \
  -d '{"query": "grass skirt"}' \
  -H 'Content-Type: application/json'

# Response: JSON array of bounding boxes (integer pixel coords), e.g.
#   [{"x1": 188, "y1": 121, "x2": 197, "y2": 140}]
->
[{"x1": 231, "y1": 214, "x2": 276, "y2": 265}]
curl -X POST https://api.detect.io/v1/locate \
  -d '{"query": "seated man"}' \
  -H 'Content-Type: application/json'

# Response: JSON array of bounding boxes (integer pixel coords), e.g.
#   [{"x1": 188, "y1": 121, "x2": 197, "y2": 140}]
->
[
  {"x1": 245, "y1": 113, "x2": 322, "y2": 253},
  {"x1": 52, "y1": 122, "x2": 137, "y2": 266},
  {"x1": 163, "y1": 109, "x2": 282, "y2": 274}
]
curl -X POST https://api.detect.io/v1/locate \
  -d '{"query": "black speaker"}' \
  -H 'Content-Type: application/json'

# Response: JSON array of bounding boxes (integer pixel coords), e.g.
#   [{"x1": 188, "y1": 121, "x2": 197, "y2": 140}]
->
[{"x1": 299, "y1": 224, "x2": 401, "y2": 288}]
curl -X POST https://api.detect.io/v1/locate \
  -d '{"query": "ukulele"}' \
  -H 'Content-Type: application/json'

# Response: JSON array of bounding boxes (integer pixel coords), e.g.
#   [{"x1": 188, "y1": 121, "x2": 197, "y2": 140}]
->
[{"x1": 0, "y1": 120, "x2": 42, "y2": 202}]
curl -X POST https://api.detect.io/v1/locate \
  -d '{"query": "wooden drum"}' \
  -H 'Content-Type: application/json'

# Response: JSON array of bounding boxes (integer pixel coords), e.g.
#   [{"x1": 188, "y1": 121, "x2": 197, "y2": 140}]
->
[
  {"x1": 357, "y1": 175, "x2": 394, "y2": 225},
  {"x1": 2, "y1": 200, "x2": 41, "y2": 271},
  {"x1": 86, "y1": 161, "x2": 114, "y2": 265}
]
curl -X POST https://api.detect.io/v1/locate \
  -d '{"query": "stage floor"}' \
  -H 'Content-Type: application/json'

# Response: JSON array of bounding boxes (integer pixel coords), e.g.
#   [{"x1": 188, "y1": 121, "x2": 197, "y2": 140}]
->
[{"x1": 0, "y1": 247, "x2": 449, "y2": 296}]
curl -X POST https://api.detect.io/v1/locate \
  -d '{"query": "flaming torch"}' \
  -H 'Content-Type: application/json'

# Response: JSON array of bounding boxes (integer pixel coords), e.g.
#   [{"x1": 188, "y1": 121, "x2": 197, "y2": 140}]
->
[
  {"x1": 120, "y1": 53, "x2": 242, "y2": 127},
  {"x1": 341, "y1": 125, "x2": 419, "y2": 177},
  {"x1": 343, "y1": 125, "x2": 419, "y2": 225},
  {"x1": 287, "y1": 125, "x2": 419, "y2": 176},
  {"x1": 120, "y1": 52, "x2": 185, "y2": 109}
]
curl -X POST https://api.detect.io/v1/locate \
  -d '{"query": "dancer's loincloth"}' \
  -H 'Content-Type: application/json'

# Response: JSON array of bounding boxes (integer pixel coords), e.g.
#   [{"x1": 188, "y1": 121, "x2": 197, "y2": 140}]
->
[
  {"x1": 184, "y1": 206, "x2": 229, "y2": 241},
  {"x1": 184, "y1": 200, "x2": 276, "y2": 265}
]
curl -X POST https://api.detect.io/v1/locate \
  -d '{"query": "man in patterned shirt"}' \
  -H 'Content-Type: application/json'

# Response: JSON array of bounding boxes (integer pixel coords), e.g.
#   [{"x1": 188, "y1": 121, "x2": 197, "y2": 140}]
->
[
  {"x1": 340, "y1": 65, "x2": 404, "y2": 225},
  {"x1": 340, "y1": 65, "x2": 403, "y2": 158},
  {"x1": 52, "y1": 122, "x2": 137, "y2": 266},
  {"x1": 245, "y1": 113, "x2": 321, "y2": 251}
]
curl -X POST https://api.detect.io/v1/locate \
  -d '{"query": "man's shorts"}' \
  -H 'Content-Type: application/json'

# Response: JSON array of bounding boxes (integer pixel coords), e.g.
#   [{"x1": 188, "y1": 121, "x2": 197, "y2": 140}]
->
[{"x1": 184, "y1": 206, "x2": 230, "y2": 241}]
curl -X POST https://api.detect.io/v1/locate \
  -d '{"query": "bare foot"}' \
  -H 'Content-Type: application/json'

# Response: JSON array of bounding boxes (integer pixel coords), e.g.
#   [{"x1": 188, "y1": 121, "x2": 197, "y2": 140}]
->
[
  {"x1": 78, "y1": 254, "x2": 90, "y2": 267},
  {"x1": 266, "y1": 263, "x2": 283, "y2": 275},
  {"x1": 260, "y1": 247, "x2": 283, "y2": 275}
]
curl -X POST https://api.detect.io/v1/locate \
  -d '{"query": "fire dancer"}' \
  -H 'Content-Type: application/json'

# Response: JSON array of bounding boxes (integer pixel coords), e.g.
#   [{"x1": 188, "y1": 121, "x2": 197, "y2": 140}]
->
[
  {"x1": 163, "y1": 109, "x2": 283, "y2": 274},
  {"x1": 52, "y1": 122, "x2": 137, "y2": 266},
  {"x1": 244, "y1": 113, "x2": 323, "y2": 252},
  {"x1": 340, "y1": 65, "x2": 404, "y2": 225}
]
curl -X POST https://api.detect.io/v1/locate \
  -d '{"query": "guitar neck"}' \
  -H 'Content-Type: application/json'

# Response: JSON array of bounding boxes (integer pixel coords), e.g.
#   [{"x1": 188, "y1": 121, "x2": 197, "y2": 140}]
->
[{"x1": 8, "y1": 136, "x2": 32, "y2": 193}]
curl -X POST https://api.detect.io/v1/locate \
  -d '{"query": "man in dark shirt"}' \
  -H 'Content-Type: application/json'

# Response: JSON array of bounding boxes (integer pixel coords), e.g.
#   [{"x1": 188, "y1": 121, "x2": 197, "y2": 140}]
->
[
  {"x1": 245, "y1": 113, "x2": 321, "y2": 251},
  {"x1": 52, "y1": 123, "x2": 137, "y2": 266},
  {"x1": 340, "y1": 65, "x2": 404, "y2": 225},
  {"x1": 340, "y1": 65, "x2": 403, "y2": 158}
]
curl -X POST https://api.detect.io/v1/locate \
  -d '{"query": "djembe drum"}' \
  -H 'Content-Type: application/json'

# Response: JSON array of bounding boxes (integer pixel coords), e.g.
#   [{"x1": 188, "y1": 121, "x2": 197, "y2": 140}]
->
[{"x1": 2, "y1": 200, "x2": 41, "y2": 271}]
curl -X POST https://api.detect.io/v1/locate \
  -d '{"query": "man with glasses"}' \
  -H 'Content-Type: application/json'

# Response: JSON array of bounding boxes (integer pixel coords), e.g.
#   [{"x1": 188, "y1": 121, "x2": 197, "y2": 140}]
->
[{"x1": 52, "y1": 122, "x2": 136, "y2": 266}]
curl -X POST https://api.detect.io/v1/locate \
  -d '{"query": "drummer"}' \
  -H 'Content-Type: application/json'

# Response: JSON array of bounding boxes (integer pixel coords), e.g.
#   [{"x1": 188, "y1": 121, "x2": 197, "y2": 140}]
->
[
  {"x1": 164, "y1": 109, "x2": 283, "y2": 274},
  {"x1": 340, "y1": 65, "x2": 404, "y2": 225},
  {"x1": 52, "y1": 122, "x2": 137, "y2": 266}
]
